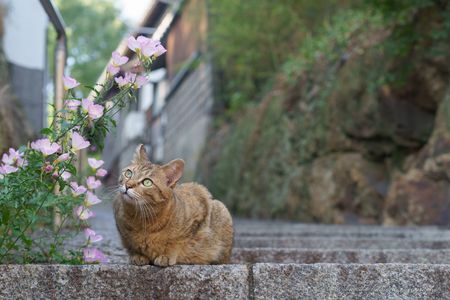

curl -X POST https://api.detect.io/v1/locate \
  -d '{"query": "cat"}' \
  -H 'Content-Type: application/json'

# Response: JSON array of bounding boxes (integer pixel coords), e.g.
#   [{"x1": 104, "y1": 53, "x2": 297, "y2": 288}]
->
[{"x1": 113, "y1": 144, "x2": 234, "y2": 266}]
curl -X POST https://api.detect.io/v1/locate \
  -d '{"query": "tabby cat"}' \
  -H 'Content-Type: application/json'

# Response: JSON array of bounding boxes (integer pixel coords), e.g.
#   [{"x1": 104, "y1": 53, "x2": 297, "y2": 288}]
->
[{"x1": 113, "y1": 145, "x2": 233, "y2": 266}]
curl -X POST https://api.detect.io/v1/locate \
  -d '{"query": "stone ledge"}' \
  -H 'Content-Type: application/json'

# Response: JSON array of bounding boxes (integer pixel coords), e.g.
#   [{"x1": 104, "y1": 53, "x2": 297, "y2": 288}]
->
[
  {"x1": 0, "y1": 264, "x2": 250, "y2": 299},
  {"x1": 234, "y1": 237, "x2": 450, "y2": 249},
  {"x1": 253, "y1": 263, "x2": 450, "y2": 299},
  {"x1": 1, "y1": 263, "x2": 449, "y2": 299},
  {"x1": 232, "y1": 248, "x2": 450, "y2": 264},
  {"x1": 235, "y1": 222, "x2": 450, "y2": 239}
]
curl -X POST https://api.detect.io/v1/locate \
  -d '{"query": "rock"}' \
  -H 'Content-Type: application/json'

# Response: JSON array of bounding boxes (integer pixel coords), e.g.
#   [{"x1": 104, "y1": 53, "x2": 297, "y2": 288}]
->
[
  {"x1": 383, "y1": 169, "x2": 450, "y2": 226},
  {"x1": 305, "y1": 153, "x2": 388, "y2": 224},
  {"x1": 383, "y1": 89, "x2": 450, "y2": 226},
  {"x1": 252, "y1": 263, "x2": 450, "y2": 299}
]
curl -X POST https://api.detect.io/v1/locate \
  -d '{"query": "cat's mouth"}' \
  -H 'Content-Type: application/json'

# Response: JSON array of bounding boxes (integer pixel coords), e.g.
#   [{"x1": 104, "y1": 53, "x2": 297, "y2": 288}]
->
[
  {"x1": 122, "y1": 193, "x2": 134, "y2": 202},
  {"x1": 121, "y1": 189, "x2": 137, "y2": 203}
]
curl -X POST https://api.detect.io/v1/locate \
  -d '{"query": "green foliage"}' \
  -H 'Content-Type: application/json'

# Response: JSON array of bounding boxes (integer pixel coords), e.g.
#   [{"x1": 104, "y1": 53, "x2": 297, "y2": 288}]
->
[
  {"x1": 209, "y1": 9, "x2": 378, "y2": 219},
  {"x1": 205, "y1": 0, "x2": 450, "y2": 221},
  {"x1": 208, "y1": 0, "x2": 358, "y2": 113},
  {"x1": 211, "y1": 99, "x2": 294, "y2": 217},
  {"x1": 49, "y1": 0, "x2": 127, "y2": 89},
  {"x1": 0, "y1": 50, "x2": 158, "y2": 263}
]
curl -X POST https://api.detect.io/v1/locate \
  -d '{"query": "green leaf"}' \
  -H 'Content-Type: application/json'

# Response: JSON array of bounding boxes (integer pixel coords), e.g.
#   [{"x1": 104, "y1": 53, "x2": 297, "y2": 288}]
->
[
  {"x1": 40, "y1": 128, "x2": 53, "y2": 136},
  {"x1": 1, "y1": 209, "x2": 10, "y2": 225}
]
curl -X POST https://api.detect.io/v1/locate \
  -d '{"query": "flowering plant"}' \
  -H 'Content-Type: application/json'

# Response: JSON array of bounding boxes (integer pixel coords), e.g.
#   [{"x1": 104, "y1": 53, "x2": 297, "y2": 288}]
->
[{"x1": 0, "y1": 36, "x2": 165, "y2": 264}]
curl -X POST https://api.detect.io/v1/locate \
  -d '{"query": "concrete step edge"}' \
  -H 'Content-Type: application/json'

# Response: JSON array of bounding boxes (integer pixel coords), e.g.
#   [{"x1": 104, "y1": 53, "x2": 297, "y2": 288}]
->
[{"x1": 1, "y1": 264, "x2": 449, "y2": 299}]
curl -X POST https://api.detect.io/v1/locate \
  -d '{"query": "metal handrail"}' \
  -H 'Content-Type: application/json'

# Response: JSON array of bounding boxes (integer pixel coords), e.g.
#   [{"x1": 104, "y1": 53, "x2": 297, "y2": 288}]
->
[
  {"x1": 39, "y1": 0, "x2": 67, "y2": 228},
  {"x1": 39, "y1": 0, "x2": 66, "y2": 112}
]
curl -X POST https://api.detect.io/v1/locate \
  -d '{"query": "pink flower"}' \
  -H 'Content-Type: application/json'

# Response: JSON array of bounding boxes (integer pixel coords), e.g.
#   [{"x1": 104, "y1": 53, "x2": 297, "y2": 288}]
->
[
  {"x1": 63, "y1": 75, "x2": 80, "y2": 90},
  {"x1": 127, "y1": 36, "x2": 166, "y2": 58},
  {"x1": 107, "y1": 64, "x2": 120, "y2": 76},
  {"x1": 115, "y1": 72, "x2": 139, "y2": 88},
  {"x1": 86, "y1": 176, "x2": 101, "y2": 190},
  {"x1": 0, "y1": 164, "x2": 18, "y2": 174},
  {"x1": 71, "y1": 132, "x2": 90, "y2": 151},
  {"x1": 31, "y1": 139, "x2": 61, "y2": 156},
  {"x1": 134, "y1": 75, "x2": 148, "y2": 89},
  {"x1": 114, "y1": 75, "x2": 129, "y2": 88},
  {"x1": 2, "y1": 148, "x2": 24, "y2": 165},
  {"x1": 84, "y1": 228, "x2": 103, "y2": 243},
  {"x1": 44, "y1": 163, "x2": 54, "y2": 173},
  {"x1": 75, "y1": 205, "x2": 95, "y2": 220},
  {"x1": 88, "y1": 158, "x2": 104, "y2": 169},
  {"x1": 127, "y1": 36, "x2": 142, "y2": 52},
  {"x1": 83, "y1": 248, "x2": 107, "y2": 264},
  {"x1": 60, "y1": 171, "x2": 71, "y2": 181},
  {"x1": 2, "y1": 153, "x2": 13, "y2": 165},
  {"x1": 96, "y1": 168, "x2": 108, "y2": 177},
  {"x1": 125, "y1": 72, "x2": 136, "y2": 82},
  {"x1": 154, "y1": 43, "x2": 167, "y2": 57},
  {"x1": 55, "y1": 153, "x2": 70, "y2": 163},
  {"x1": 88, "y1": 104, "x2": 104, "y2": 120},
  {"x1": 140, "y1": 37, "x2": 163, "y2": 57},
  {"x1": 112, "y1": 51, "x2": 129, "y2": 66},
  {"x1": 82, "y1": 98, "x2": 104, "y2": 120},
  {"x1": 2, "y1": 153, "x2": 14, "y2": 165},
  {"x1": 81, "y1": 98, "x2": 93, "y2": 111},
  {"x1": 16, "y1": 158, "x2": 28, "y2": 168},
  {"x1": 65, "y1": 100, "x2": 81, "y2": 111},
  {"x1": 85, "y1": 191, "x2": 101, "y2": 206},
  {"x1": 70, "y1": 182, "x2": 87, "y2": 196}
]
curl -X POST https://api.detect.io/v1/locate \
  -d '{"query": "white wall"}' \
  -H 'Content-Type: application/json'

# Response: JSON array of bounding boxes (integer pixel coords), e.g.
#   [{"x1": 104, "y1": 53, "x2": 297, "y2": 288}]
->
[{"x1": 2, "y1": 0, "x2": 48, "y2": 70}]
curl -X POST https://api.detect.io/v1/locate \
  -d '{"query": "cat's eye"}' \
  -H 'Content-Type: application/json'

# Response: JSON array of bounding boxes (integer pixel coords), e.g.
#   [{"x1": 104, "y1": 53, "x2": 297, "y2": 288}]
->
[
  {"x1": 124, "y1": 169, "x2": 133, "y2": 178},
  {"x1": 142, "y1": 178, "x2": 153, "y2": 187}
]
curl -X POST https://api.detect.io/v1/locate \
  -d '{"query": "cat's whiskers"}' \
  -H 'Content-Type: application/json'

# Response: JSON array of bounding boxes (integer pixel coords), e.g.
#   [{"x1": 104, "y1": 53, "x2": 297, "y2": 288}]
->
[
  {"x1": 103, "y1": 184, "x2": 121, "y2": 196},
  {"x1": 128, "y1": 190, "x2": 153, "y2": 229},
  {"x1": 126, "y1": 189, "x2": 141, "y2": 221},
  {"x1": 133, "y1": 193, "x2": 155, "y2": 228}
]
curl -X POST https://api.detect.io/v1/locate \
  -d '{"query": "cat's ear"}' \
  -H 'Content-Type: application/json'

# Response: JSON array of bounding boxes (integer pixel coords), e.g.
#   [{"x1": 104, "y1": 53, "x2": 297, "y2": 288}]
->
[
  {"x1": 162, "y1": 159, "x2": 184, "y2": 188},
  {"x1": 133, "y1": 144, "x2": 150, "y2": 164}
]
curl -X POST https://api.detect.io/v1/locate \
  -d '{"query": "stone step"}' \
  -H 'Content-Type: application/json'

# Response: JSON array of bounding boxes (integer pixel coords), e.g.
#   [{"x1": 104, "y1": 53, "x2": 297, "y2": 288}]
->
[
  {"x1": 234, "y1": 237, "x2": 450, "y2": 249},
  {"x1": 234, "y1": 223, "x2": 450, "y2": 239},
  {"x1": 1, "y1": 264, "x2": 449, "y2": 299},
  {"x1": 253, "y1": 263, "x2": 450, "y2": 299},
  {"x1": 0, "y1": 264, "x2": 248, "y2": 299},
  {"x1": 100, "y1": 248, "x2": 450, "y2": 265},
  {"x1": 231, "y1": 248, "x2": 450, "y2": 264}
]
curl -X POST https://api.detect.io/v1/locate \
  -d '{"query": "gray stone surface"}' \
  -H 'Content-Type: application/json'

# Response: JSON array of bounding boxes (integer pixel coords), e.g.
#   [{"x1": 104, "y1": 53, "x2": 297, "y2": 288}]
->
[
  {"x1": 18, "y1": 201, "x2": 448, "y2": 299},
  {"x1": 0, "y1": 264, "x2": 249, "y2": 299},
  {"x1": 234, "y1": 236, "x2": 450, "y2": 249},
  {"x1": 252, "y1": 263, "x2": 450, "y2": 299},
  {"x1": 234, "y1": 220, "x2": 450, "y2": 239},
  {"x1": 231, "y1": 248, "x2": 450, "y2": 264},
  {"x1": 88, "y1": 202, "x2": 450, "y2": 263}
]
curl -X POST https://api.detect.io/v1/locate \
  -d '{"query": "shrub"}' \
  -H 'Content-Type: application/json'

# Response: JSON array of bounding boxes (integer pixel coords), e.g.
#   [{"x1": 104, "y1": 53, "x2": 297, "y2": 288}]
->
[{"x1": 0, "y1": 37, "x2": 165, "y2": 264}]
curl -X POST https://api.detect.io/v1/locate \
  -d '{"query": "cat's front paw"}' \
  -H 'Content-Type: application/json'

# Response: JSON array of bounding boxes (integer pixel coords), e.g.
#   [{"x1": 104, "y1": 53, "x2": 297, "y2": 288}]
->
[
  {"x1": 130, "y1": 254, "x2": 150, "y2": 266},
  {"x1": 154, "y1": 255, "x2": 176, "y2": 267}
]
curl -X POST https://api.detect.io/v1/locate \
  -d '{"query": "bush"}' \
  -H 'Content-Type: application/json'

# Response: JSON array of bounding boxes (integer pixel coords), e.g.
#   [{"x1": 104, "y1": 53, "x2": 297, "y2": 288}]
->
[{"x1": 0, "y1": 38, "x2": 164, "y2": 263}]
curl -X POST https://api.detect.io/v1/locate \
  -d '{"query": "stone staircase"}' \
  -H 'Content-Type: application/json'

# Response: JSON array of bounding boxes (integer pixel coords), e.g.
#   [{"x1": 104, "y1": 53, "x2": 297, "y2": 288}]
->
[{"x1": 0, "y1": 203, "x2": 449, "y2": 299}]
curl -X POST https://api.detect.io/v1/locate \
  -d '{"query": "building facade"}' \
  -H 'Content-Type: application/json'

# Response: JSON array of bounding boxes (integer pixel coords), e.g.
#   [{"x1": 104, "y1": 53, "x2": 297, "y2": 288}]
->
[
  {"x1": 1, "y1": 0, "x2": 49, "y2": 131},
  {"x1": 104, "y1": 0, "x2": 214, "y2": 182}
]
